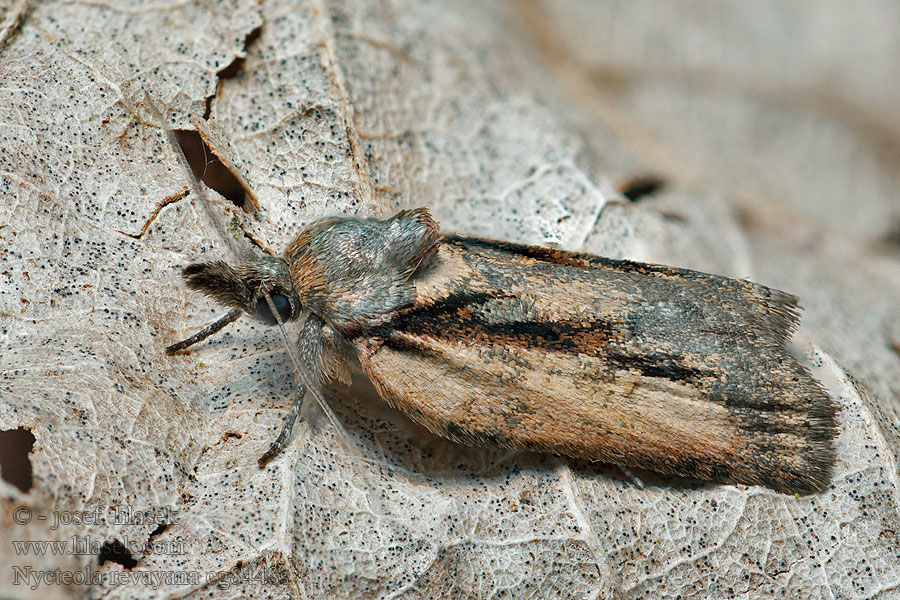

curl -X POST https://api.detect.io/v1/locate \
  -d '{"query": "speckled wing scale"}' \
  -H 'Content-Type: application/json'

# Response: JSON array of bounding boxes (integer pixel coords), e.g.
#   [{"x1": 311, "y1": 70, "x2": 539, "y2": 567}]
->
[{"x1": 163, "y1": 106, "x2": 837, "y2": 494}]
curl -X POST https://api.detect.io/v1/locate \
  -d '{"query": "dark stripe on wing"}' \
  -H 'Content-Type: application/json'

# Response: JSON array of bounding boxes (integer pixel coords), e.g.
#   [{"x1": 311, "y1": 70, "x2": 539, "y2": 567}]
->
[{"x1": 368, "y1": 290, "x2": 714, "y2": 384}]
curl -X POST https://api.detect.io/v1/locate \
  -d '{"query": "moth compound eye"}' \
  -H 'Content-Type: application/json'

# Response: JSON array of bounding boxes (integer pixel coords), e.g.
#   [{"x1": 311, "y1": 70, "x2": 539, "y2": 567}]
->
[{"x1": 255, "y1": 292, "x2": 292, "y2": 325}]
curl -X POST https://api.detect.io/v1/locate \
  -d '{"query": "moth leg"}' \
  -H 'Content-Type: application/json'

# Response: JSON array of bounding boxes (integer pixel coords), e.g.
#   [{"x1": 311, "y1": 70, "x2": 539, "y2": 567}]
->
[
  {"x1": 257, "y1": 311, "x2": 355, "y2": 466},
  {"x1": 165, "y1": 308, "x2": 242, "y2": 354},
  {"x1": 258, "y1": 383, "x2": 306, "y2": 466},
  {"x1": 298, "y1": 314, "x2": 351, "y2": 386},
  {"x1": 294, "y1": 313, "x2": 353, "y2": 445}
]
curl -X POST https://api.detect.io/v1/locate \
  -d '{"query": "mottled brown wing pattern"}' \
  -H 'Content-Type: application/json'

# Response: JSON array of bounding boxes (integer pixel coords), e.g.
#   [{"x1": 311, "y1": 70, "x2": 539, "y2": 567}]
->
[{"x1": 352, "y1": 235, "x2": 837, "y2": 494}]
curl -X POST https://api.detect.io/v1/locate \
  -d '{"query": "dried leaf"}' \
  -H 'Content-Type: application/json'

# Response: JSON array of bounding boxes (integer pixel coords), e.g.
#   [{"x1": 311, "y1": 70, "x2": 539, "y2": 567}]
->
[{"x1": 2, "y1": 1, "x2": 898, "y2": 598}]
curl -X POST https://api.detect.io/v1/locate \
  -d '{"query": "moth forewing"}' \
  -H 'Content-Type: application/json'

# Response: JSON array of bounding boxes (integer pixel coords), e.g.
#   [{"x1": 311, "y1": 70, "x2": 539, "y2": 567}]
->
[{"x1": 352, "y1": 235, "x2": 838, "y2": 495}]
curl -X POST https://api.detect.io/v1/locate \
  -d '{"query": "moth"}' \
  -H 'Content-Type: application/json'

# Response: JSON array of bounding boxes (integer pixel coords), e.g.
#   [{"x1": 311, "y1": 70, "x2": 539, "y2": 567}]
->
[{"x1": 167, "y1": 205, "x2": 838, "y2": 495}]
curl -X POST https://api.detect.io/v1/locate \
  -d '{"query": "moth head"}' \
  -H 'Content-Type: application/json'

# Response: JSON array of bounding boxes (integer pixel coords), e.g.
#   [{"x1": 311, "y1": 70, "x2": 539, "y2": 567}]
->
[{"x1": 181, "y1": 255, "x2": 301, "y2": 325}]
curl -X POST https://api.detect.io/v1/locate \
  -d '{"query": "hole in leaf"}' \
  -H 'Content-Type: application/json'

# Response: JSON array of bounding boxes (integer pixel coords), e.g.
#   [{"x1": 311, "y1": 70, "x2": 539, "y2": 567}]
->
[
  {"x1": 205, "y1": 26, "x2": 263, "y2": 118},
  {"x1": 175, "y1": 130, "x2": 246, "y2": 208},
  {"x1": 217, "y1": 56, "x2": 245, "y2": 82},
  {"x1": 619, "y1": 174, "x2": 666, "y2": 202},
  {"x1": 0, "y1": 427, "x2": 35, "y2": 493},
  {"x1": 890, "y1": 332, "x2": 900, "y2": 358},
  {"x1": 97, "y1": 540, "x2": 138, "y2": 569},
  {"x1": 149, "y1": 522, "x2": 169, "y2": 538},
  {"x1": 882, "y1": 220, "x2": 900, "y2": 249},
  {"x1": 218, "y1": 27, "x2": 262, "y2": 80}
]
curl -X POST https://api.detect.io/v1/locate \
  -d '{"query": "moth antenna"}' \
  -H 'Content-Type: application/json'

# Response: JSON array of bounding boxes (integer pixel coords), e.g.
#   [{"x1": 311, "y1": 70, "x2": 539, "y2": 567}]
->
[
  {"x1": 143, "y1": 91, "x2": 244, "y2": 263},
  {"x1": 146, "y1": 91, "x2": 248, "y2": 350}
]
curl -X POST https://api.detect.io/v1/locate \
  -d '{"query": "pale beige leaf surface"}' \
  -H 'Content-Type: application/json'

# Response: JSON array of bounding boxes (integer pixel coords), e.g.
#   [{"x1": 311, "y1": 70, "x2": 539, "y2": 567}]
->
[{"x1": 1, "y1": 1, "x2": 898, "y2": 599}]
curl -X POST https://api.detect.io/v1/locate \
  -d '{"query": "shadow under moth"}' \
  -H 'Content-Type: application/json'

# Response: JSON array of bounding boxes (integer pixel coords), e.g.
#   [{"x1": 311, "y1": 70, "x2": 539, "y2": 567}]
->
[{"x1": 167, "y1": 206, "x2": 838, "y2": 496}]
